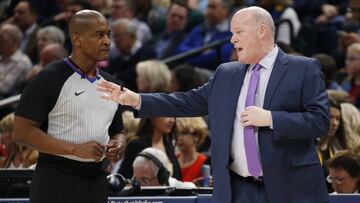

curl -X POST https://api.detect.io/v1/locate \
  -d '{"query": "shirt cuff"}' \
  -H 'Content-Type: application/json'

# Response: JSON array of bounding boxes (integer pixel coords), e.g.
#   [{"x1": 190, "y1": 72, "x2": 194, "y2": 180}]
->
[{"x1": 133, "y1": 97, "x2": 141, "y2": 110}]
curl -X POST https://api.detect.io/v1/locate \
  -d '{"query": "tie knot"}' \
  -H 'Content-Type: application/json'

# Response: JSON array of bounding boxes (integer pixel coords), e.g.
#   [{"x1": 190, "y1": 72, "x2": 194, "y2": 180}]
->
[{"x1": 254, "y1": 63, "x2": 261, "y2": 72}]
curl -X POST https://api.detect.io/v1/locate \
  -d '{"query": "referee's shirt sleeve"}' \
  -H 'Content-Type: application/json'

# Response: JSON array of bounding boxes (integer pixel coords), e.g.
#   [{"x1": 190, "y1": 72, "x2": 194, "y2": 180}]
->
[{"x1": 15, "y1": 68, "x2": 60, "y2": 125}]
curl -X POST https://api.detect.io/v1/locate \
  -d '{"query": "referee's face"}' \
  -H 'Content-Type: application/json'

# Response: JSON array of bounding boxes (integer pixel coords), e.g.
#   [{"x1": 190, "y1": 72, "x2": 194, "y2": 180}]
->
[{"x1": 77, "y1": 17, "x2": 111, "y2": 62}]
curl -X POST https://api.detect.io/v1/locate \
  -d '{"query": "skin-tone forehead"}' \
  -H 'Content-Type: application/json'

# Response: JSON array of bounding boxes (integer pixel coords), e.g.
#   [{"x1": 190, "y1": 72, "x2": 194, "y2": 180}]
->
[
  {"x1": 232, "y1": 8, "x2": 257, "y2": 23},
  {"x1": 69, "y1": 10, "x2": 108, "y2": 35}
]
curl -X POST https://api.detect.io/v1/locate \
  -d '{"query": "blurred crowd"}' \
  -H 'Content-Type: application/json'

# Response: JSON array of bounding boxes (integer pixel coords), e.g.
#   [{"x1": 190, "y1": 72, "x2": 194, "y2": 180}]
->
[{"x1": 0, "y1": 0, "x2": 360, "y2": 194}]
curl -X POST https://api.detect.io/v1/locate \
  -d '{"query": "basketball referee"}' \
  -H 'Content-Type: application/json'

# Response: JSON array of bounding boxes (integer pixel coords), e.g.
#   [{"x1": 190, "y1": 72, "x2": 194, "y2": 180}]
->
[{"x1": 14, "y1": 10, "x2": 124, "y2": 203}]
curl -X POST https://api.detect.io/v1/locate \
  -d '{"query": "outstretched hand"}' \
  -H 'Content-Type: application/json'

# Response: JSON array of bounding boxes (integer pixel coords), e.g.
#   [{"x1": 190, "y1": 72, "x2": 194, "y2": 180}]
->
[{"x1": 97, "y1": 80, "x2": 141, "y2": 107}]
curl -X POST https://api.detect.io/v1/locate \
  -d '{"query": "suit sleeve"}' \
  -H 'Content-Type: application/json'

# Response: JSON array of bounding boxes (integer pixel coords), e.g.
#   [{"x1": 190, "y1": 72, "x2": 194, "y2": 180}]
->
[
  {"x1": 271, "y1": 58, "x2": 330, "y2": 140},
  {"x1": 135, "y1": 68, "x2": 217, "y2": 117}
]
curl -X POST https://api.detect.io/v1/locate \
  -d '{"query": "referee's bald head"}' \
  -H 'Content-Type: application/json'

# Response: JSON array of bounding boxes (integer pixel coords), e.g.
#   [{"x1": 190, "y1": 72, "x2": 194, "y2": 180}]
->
[{"x1": 69, "y1": 9, "x2": 107, "y2": 36}]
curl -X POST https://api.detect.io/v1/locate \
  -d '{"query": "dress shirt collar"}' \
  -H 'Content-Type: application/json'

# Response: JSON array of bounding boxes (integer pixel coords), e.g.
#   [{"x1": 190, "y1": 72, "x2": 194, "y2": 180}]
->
[
  {"x1": 121, "y1": 40, "x2": 142, "y2": 59},
  {"x1": 131, "y1": 40, "x2": 142, "y2": 56},
  {"x1": 24, "y1": 23, "x2": 36, "y2": 36},
  {"x1": 249, "y1": 45, "x2": 279, "y2": 72}
]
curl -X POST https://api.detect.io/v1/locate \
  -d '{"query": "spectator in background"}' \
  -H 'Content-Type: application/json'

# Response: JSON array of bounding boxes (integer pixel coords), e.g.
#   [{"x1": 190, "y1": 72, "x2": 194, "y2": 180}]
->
[
  {"x1": 36, "y1": 26, "x2": 65, "y2": 54},
  {"x1": 0, "y1": 113, "x2": 38, "y2": 168},
  {"x1": 0, "y1": 113, "x2": 15, "y2": 167},
  {"x1": 169, "y1": 63, "x2": 212, "y2": 92},
  {"x1": 175, "y1": 0, "x2": 232, "y2": 70},
  {"x1": 342, "y1": 43, "x2": 360, "y2": 102},
  {"x1": 317, "y1": 99, "x2": 341, "y2": 156},
  {"x1": 313, "y1": 53, "x2": 342, "y2": 90},
  {"x1": 89, "y1": 0, "x2": 111, "y2": 17},
  {"x1": 133, "y1": 147, "x2": 195, "y2": 188},
  {"x1": 136, "y1": 60, "x2": 171, "y2": 93},
  {"x1": 335, "y1": 0, "x2": 360, "y2": 69},
  {"x1": 108, "y1": 18, "x2": 156, "y2": 91},
  {"x1": 119, "y1": 117, "x2": 181, "y2": 180},
  {"x1": 338, "y1": 103, "x2": 360, "y2": 150},
  {"x1": 133, "y1": 0, "x2": 167, "y2": 35},
  {"x1": 110, "y1": 0, "x2": 152, "y2": 43},
  {"x1": 258, "y1": 0, "x2": 301, "y2": 45},
  {"x1": 327, "y1": 89, "x2": 352, "y2": 104},
  {"x1": 121, "y1": 110, "x2": 141, "y2": 143},
  {"x1": 10, "y1": 0, "x2": 39, "y2": 63},
  {"x1": 24, "y1": 43, "x2": 68, "y2": 82},
  {"x1": 316, "y1": 99, "x2": 341, "y2": 192},
  {"x1": 326, "y1": 150, "x2": 360, "y2": 194},
  {"x1": 0, "y1": 23, "x2": 32, "y2": 99},
  {"x1": 176, "y1": 117, "x2": 209, "y2": 185},
  {"x1": 152, "y1": 0, "x2": 189, "y2": 59}
]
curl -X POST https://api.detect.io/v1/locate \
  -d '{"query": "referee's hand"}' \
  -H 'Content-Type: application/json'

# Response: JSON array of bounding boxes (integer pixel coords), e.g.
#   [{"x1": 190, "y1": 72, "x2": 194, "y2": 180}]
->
[
  {"x1": 73, "y1": 140, "x2": 105, "y2": 162},
  {"x1": 105, "y1": 139, "x2": 123, "y2": 161}
]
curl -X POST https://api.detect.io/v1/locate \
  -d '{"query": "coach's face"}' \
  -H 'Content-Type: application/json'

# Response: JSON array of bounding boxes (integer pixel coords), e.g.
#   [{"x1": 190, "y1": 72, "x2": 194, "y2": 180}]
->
[{"x1": 75, "y1": 17, "x2": 111, "y2": 62}]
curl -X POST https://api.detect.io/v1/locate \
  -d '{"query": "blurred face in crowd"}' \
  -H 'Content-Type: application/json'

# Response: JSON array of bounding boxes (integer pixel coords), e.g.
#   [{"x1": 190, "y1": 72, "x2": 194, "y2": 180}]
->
[
  {"x1": 328, "y1": 107, "x2": 341, "y2": 137},
  {"x1": 345, "y1": 50, "x2": 360, "y2": 76},
  {"x1": 65, "y1": 4, "x2": 84, "y2": 22},
  {"x1": 0, "y1": 26, "x2": 16, "y2": 57},
  {"x1": 73, "y1": 16, "x2": 111, "y2": 62},
  {"x1": 206, "y1": 0, "x2": 228, "y2": 26},
  {"x1": 350, "y1": 0, "x2": 360, "y2": 23},
  {"x1": 111, "y1": 0, "x2": 131, "y2": 20},
  {"x1": 133, "y1": 161, "x2": 161, "y2": 186},
  {"x1": 176, "y1": 130, "x2": 198, "y2": 152},
  {"x1": 112, "y1": 24, "x2": 134, "y2": 55},
  {"x1": 152, "y1": 117, "x2": 175, "y2": 135},
  {"x1": 90, "y1": 0, "x2": 105, "y2": 9},
  {"x1": 0, "y1": 130, "x2": 11, "y2": 150},
  {"x1": 13, "y1": 1, "x2": 37, "y2": 30},
  {"x1": 328, "y1": 168, "x2": 360, "y2": 193},
  {"x1": 136, "y1": 71, "x2": 149, "y2": 92},
  {"x1": 166, "y1": 4, "x2": 188, "y2": 33},
  {"x1": 169, "y1": 72, "x2": 179, "y2": 92},
  {"x1": 231, "y1": 10, "x2": 264, "y2": 64},
  {"x1": 37, "y1": 32, "x2": 52, "y2": 51}
]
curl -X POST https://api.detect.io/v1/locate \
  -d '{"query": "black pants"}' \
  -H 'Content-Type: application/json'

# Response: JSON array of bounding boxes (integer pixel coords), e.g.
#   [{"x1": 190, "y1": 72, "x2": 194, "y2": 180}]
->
[{"x1": 30, "y1": 153, "x2": 107, "y2": 203}]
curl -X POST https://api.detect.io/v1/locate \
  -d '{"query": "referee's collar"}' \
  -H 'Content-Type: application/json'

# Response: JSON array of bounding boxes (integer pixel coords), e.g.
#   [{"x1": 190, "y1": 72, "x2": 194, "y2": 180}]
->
[{"x1": 64, "y1": 57, "x2": 101, "y2": 83}]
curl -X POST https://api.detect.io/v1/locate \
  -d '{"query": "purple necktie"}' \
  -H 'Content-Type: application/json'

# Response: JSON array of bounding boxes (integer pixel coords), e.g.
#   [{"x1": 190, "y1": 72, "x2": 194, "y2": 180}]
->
[{"x1": 244, "y1": 63, "x2": 262, "y2": 178}]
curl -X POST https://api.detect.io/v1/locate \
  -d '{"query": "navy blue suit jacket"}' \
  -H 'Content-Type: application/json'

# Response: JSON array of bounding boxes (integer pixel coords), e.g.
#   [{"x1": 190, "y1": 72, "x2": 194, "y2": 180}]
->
[{"x1": 137, "y1": 50, "x2": 330, "y2": 203}]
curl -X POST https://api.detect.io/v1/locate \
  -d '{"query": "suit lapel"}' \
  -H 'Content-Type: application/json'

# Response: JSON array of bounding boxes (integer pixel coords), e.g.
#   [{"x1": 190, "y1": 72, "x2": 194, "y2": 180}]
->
[
  {"x1": 228, "y1": 64, "x2": 248, "y2": 120},
  {"x1": 263, "y1": 50, "x2": 289, "y2": 109}
]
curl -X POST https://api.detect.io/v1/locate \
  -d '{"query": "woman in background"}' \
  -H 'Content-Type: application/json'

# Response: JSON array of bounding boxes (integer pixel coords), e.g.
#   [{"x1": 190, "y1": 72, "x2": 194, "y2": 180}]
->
[
  {"x1": 176, "y1": 117, "x2": 209, "y2": 184},
  {"x1": 118, "y1": 117, "x2": 181, "y2": 180}
]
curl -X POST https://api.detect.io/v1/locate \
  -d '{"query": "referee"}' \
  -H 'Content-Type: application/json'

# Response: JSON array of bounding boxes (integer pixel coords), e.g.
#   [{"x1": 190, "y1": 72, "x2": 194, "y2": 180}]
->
[{"x1": 13, "y1": 10, "x2": 124, "y2": 203}]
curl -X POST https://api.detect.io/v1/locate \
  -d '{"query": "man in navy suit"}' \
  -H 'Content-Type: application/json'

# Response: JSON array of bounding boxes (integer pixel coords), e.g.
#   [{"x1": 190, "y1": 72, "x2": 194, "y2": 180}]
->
[{"x1": 98, "y1": 6, "x2": 330, "y2": 203}]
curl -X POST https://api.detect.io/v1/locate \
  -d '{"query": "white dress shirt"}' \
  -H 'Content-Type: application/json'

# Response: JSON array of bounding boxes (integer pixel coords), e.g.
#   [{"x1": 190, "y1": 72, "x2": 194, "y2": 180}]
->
[{"x1": 230, "y1": 46, "x2": 279, "y2": 177}]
